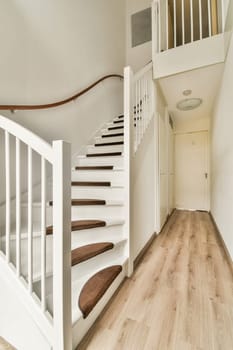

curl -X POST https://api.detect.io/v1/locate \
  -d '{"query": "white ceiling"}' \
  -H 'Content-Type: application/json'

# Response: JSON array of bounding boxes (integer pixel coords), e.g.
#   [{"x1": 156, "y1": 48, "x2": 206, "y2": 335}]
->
[{"x1": 158, "y1": 63, "x2": 224, "y2": 124}]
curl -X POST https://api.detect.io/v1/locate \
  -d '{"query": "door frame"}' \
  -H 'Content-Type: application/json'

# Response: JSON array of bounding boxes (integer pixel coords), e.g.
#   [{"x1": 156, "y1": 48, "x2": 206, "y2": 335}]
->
[{"x1": 174, "y1": 130, "x2": 210, "y2": 212}]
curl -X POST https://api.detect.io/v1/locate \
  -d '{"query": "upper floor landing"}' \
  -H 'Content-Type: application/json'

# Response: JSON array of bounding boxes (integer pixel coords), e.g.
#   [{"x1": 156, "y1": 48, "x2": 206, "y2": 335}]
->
[{"x1": 152, "y1": 0, "x2": 233, "y2": 79}]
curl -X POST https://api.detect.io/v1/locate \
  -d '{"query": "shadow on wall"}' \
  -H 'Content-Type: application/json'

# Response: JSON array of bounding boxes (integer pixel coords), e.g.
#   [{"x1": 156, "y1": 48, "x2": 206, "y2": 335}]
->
[{"x1": 0, "y1": 0, "x2": 126, "y2": 203}]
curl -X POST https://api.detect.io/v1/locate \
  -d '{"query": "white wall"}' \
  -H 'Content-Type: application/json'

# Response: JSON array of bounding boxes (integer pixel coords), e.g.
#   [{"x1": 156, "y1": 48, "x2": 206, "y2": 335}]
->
[
  {"x1": 126, "y1": 0, "x2": 152, "y2": 71},
  {"x1": 132, "y1": 117, "x2": 157, "y2": 259},
  {"x1": 0, "y1": 0, "x2": 126, "y2": 153},
  {"x1": 132, "y1": 82, "x2": 167, "y2": 258},
  {"x1": 174, "y1": 116, "x2": 210, "y2": 133},
  {"x1": 0, "y1": 265, "x2": 51, "y2": 350},
  {"x1": 211, "y1": 34, "x2": 233, "y2": 259}
]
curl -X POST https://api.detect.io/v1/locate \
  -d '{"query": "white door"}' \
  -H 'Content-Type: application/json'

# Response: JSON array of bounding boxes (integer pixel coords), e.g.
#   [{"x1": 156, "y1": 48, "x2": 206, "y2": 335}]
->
[{"x1": 174, "y1": 131, "x2": 209, "y2": 211}]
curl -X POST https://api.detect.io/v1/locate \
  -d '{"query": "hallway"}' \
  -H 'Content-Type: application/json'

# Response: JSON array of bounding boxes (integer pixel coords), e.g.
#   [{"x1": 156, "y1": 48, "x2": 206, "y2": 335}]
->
[{"x1": 78, "y1": 210, "x2": 233, "y2": 350}]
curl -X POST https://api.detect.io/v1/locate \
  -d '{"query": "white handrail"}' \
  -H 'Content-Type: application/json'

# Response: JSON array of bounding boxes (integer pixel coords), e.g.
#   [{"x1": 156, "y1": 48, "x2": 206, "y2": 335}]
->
[
  {"x1": 0, "y1": 116, "x2": 53, "y2": 163},
  {"x1": 134, "y1": 62, "x2": 153, "y2": 81}
]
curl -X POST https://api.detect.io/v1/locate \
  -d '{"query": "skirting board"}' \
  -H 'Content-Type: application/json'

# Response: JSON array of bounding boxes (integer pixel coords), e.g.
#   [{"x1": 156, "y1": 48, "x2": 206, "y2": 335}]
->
[
  {"x1": 209, "y1": 212, "x2": 233, "y2": 275},
  {"x1": 134, "y1": 232, "x2": 157, "y2": 269}
]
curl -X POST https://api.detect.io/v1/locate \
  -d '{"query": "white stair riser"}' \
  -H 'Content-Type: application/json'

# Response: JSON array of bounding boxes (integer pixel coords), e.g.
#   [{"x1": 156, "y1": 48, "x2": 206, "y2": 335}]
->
[
  {"x1": 86, "y1": 145, "x2": 123, "y2": 154},
  {"x1": 71, "y1": 244, "x2": 125, "y2": 281},
  {"x1": 19, "y1": 206, "x2": 52, "y2": 228},
  {"x1": 71, "y1": 187, "x2": 124, "y2": 200},
  {"x1": 72, "y1": 170, "x2": 124, "y2": 183},
  {"x1": 95, "y1": 135, "x2": 124, "y2": 143},
  {"x1": 71, "y1": 225, "x2": 125, "y2": 248},
  {"x1": 106, "y1": 122, "x2": 124, "y2": 128},
  {"x1": 101, "y1": 128, "x2": 124, "y2": 136},
  {"x1": 76, "y1": 156, "x2": 124, "y2": 167},
  {"x1": 71, "y1": 205, "x2": 124, "y2": 220},
  {"x1": 0, "y1": 207, "x2": 51, "y2": 230}
]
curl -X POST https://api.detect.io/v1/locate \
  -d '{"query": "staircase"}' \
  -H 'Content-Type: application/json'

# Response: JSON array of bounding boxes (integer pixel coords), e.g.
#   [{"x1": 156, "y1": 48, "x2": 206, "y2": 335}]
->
[
  {"x1": 0, "y1": 61, "x2": 154, "y2": 350},
  {"x1": 67, "y1": 114, "x2": 128, "y2": 346}
]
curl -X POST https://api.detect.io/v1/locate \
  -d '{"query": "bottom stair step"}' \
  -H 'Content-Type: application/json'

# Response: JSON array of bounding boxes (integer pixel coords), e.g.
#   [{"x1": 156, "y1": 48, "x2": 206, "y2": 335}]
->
[
  {"x1": 79, "y1": 265, "x2": 122, "y2": 319},
  {"x1": 72, "y1": 242, "x2": 114, "y2": 266}
]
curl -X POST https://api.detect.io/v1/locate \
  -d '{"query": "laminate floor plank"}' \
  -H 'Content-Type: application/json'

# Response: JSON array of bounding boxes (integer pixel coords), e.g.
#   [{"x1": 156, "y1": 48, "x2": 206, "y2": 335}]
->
[{"x1": 77, "y1": 210, "x2": 233, "y2": 350}]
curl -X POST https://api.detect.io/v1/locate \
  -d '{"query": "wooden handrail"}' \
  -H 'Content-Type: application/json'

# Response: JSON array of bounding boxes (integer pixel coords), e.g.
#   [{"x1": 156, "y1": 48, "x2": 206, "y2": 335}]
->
[{"x1": 0, "y1": 74, "x2": 123, "y2": 111}]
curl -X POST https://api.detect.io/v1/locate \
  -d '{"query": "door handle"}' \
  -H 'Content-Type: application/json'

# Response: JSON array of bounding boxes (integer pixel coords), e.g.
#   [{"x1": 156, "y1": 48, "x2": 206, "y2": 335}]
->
[{"x1": 205, "y1": 173, "x2": 208, "y2": 179}]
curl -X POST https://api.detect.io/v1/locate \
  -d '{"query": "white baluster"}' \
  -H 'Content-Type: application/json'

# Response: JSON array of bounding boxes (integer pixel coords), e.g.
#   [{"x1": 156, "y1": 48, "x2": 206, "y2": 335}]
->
[
  {"x1": 28, "y1": 146, "x2": 33, "y2": 293},
  {"x1": 53, "y1": 140, "x2": 72, "y2": 350},
  {"x1": 41, "y1": 157, "x2": 46, "y2": 312},
  {"x1": 5, "y1": 131, "x2": 10, "y2": 263},
  {"x1": 143, "y1": 76, "x2": 146, "y2": 134},
  {"x1": 166, "y1": 0, "x2": 169, "y2": 50},
  {"x1": 208, "y1": 0, "x2": 212, "y2": 37},
  {"x1": 173, "y1": 0, "x2": 177, "y2": 47},
  {"x1": 158, "y1": 0, "x2": 161, "y2": 52},
  {"x1": 221, "y1": 0, "x2": 225, "y2": 33},
  {"x1": 135, "y1": 81, "x2": 138, "y2": 153},
  {"x1": 139, "y1": 78, "x2": 141, "y2": 145},
  {"x1": 190, "y1": 0, "x2": 194, "y2": 42},
  {"x1": 199, "y1": 0, "x2": 203, "y2": 39},
  {"x1": 16, "y1": 137, "x2": 21, "y2": 276},
  {"x1": 182, "y1": 0, "x2": 185, "y2": 45}
]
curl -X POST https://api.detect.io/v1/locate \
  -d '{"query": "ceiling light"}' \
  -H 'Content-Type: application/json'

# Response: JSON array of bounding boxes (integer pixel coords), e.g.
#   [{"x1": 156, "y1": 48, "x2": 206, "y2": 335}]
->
[
  {"x1": 176, "y1": 98, "x2": 202, "y2": 111},
  {"x1": 183, "y1": 89, "x2": 192, "y2": 96}
]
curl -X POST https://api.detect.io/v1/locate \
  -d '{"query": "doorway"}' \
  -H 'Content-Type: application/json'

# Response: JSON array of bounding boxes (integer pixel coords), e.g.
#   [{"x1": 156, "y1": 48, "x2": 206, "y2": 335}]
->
[{"x1": 174, "y1": 131, "x2": 209, "y2": 211}]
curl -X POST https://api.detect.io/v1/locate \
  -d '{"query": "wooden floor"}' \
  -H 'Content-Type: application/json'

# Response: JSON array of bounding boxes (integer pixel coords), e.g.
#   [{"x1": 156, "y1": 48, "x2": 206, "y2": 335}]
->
[{"x1": 78, "y1": 210, "x2": 233, "y2": 350}]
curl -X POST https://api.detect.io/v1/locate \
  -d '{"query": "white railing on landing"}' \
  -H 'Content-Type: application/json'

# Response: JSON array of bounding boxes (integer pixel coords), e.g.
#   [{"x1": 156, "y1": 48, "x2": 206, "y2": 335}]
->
[
  {"x1": 124, "y1": 62, "x2": 154, "y2": 155},
  {"x1": 0, "y1": 115, "x2": 72, "y2": 350},
  {"x1": 152, "y1": 0, "x2": 226, "y2": 53}
]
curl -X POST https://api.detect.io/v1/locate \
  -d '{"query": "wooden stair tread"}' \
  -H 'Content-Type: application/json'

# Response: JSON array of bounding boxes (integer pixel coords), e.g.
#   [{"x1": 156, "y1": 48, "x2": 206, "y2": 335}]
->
[
  {"x1": 86, "y1": 152, "x2": 122, "y2": 157},
  {"x1": 108, "y1": 126, "x2": 124, "y2": 131},
  {"x1": 71, "y1": 199, "x2": 106, "y2": 206},
  {"x1": 72, "y1": 181, "x2": 111, "y2": 187},
  {"x1": 46, "y1": 220, "x2": 106, "y2": 235},
  {"x1": 102, "y1": 133, "x2": 124, "y2": 138},
  {"x1": 72, "y1": 242, "x2": 114, "y2": 266},
  {"x1": 95, "y1": 141, "x2": 124, "y2": 146},
  {"x1": 75, "y1": 166, "x2": 114, "y2": 170},
  {"x1": 79, "y1": 265, "x2": 122, "y2": 318},
  {"x1": 49, "y1": 199, "x2": 106, "y2": 206},
  {"x1": 113, "y1": 120, "x2": 124, "y2": 124}
]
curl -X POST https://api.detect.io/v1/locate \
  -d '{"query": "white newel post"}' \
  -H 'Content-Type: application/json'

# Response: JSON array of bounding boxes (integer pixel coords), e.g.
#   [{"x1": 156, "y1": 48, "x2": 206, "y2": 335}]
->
[
  {"x1": 52, "y1": 141, "x2": 72, "y2": 350},
  {"x1": 124, "y1": 66, "x2": 134, "y2": 277}
]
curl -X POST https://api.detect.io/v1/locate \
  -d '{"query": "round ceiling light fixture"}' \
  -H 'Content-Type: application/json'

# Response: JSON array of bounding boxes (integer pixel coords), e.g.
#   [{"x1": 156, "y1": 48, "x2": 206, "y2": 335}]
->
[
  {"x1": 176, "y1": 98, "x2": 202, "y2": 111},
  {"x1": 183, "y1": 89, "x2": 192, "y2": 96}
]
